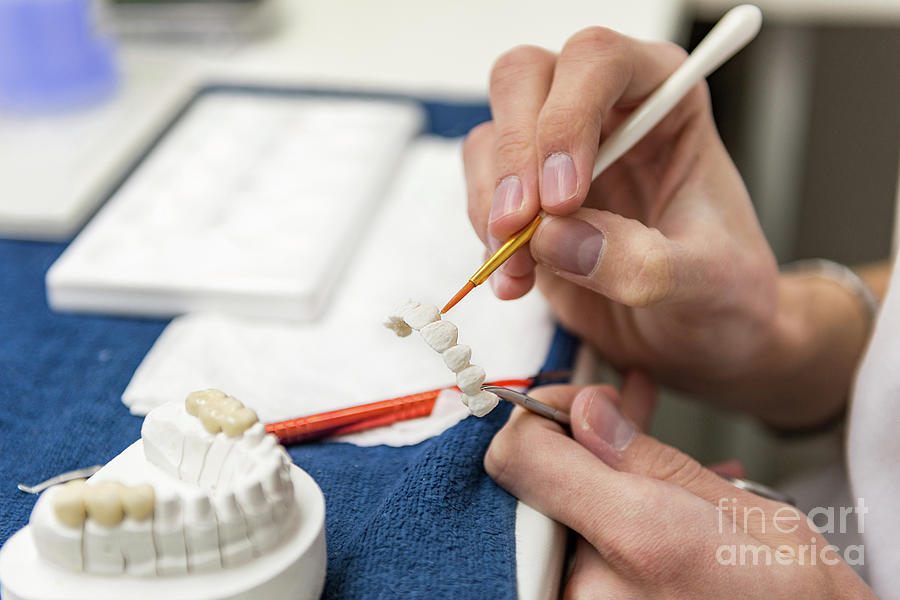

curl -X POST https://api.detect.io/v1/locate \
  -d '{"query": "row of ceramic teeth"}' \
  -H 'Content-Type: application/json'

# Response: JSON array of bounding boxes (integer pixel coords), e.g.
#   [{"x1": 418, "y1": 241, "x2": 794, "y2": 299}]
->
[
  {"x1": 53, "y1": 480, "x2": 154, "y2": 528},
  {"x1": 36, "y1": 458, "x2": 295, "y2": 575},
  {"x1": 185, "y1": 389, "x2": 259, "y2": 436},
  {"x1": 384, "y1": 301, "x2": 499, "y2": 417}
]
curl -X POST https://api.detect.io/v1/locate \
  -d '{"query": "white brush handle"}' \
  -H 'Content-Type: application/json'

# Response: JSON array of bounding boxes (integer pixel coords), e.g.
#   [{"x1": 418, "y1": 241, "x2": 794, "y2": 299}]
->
[{"x1": 591, "y1": 4, "x2": 762, "y2": 179}]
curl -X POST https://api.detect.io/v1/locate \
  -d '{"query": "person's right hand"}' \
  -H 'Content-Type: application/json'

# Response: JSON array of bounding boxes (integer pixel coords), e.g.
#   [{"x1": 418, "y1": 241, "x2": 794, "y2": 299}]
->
[{"x1": 463, "y1": 29, "x2": 868, "y2": 427}]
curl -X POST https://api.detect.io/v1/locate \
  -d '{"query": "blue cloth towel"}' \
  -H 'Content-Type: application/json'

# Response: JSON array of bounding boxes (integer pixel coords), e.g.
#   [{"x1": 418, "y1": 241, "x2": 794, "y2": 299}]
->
[{"x1": 0, "y1": 96, "x2": 577, "y2": 599}]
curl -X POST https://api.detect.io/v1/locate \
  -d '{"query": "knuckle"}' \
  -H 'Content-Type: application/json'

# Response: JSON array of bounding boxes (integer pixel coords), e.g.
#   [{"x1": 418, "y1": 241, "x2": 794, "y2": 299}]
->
[
  {"x1": 588, "y1": 479, "x2": 705, "y2": 586},
  {"x1": 561, "y1": 27, "x2": 632, "y2": 90},
  {"x1": 537, "y1": 105, "x2": 592, "y2": 148},
  {"x1": 605, "y1": 528, "x2": 681, "y2": 580},
  {"x1": 621, "y1": 236, "x2": 672, "y2": 307},
  {"x1": 493, "y1": 126, "x2": 535, "y2": 171},
  {"x1": 644, "y1": 443, "x2": 705, "y2": 490},
  {"x1": 565, "y1": 26, "x2": 627, "y2": 56},
  {"x1": 490, "y1": 45, "x2": 552, "y2": 94},
  {"x1": 603, "y1": 511, "x2": 692, "y2": 583},
  {"x1": 660, "y1": 40, "x2": 689, "y2": 63}
]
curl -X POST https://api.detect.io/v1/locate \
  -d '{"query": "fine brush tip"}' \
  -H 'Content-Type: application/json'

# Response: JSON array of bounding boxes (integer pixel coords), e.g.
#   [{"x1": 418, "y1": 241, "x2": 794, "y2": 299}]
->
[{"x1": 441, "y1": 281, "x2": 475, "y2": 314}]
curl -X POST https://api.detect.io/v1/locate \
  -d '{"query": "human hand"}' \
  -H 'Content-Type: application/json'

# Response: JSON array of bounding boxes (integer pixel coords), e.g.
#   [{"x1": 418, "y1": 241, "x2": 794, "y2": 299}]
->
[
  {"x1": 484, "y1": 375, "x2": 875, "y2": 598},
  {"x1": 464, "y1": 30, "x2": 868, "y2": 426}
]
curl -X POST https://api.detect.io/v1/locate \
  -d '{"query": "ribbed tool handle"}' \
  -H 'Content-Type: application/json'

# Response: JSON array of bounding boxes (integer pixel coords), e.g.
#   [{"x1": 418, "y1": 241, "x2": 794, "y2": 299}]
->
[{"x1": 266, "y1": 390, "x2": 440, "y2": 443}]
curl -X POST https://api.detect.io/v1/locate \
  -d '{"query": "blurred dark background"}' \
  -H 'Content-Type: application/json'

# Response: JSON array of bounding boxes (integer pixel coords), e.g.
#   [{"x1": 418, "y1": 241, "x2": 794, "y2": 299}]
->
[{"x1": 693, "y1": 19, "x2": 900, "y2": 265}]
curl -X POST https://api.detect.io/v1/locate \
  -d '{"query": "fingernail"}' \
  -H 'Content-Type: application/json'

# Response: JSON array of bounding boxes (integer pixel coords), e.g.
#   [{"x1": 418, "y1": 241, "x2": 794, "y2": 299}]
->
[
  {"x1": 582, "y1": 389, "x2": 636, "y2": 451},
  {"x1": 533, "y1": 217, "x2": 604, "y2": 276},
  {"x1": 541, "y1": 152, "x2": 577, "y2": 208},
  {"x1": 489, "y1": 176, "x2": 524, "y2": 224}
]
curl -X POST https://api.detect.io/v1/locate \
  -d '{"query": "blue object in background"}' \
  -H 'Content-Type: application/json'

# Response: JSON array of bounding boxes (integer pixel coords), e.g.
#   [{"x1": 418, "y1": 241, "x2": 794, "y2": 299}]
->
[{"x1": 0, "y1": 0, "x2": 118, "y2": 112}]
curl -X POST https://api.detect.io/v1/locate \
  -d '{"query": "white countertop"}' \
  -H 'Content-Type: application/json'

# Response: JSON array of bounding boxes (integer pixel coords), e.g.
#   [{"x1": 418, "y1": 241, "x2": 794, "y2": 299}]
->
[
  {"x1": 0, "y1": 0, "x2": 686, "y2": 239},
  {"x1": 194, "y1": 0, "x2": 688, "y2": 99}
]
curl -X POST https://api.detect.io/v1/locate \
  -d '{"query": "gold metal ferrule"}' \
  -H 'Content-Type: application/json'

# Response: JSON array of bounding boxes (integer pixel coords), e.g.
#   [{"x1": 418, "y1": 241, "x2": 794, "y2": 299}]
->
[{"x1": 469, "y1": 214, "x2": 543, "y2": 285}]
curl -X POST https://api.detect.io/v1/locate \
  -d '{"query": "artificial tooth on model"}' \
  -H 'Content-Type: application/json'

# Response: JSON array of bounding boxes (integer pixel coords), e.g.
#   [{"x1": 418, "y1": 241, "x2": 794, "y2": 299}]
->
[
  {"x1": 383, "y1": 314, "x2": 412, "y2": 337},
  {"x1": 456, "y1": 365, "x2": 486, "y2": 396},
  {"x1": 185, "y1": 390, "x2": 259, "y2": 437},
  {"x1": 442, "y1": 344, "x2": 471, "y2": 373},
  {"x1": 223, "y1": 407, "x2": 259, "y2": 437},
  {"x1": 185, "y1": 388, "x2": 227, "y2": 417},
  {"x1": 32, "y1": 481, "x2": 86, "y2": 571},
  {"x1": 53, "y1": 479, "x2": 87, "y2": 528},
  {"x1": 121, "y1": 483, "x2": 155, "y2": 521},
  {"x1": 385, "y1": 301, "x2": 501, "y2": 418},
  {"x1": 30, "y1": 397, "x2": 301, "y2": 579},
  {"x1": 403, "y1": 303, "x2": 440, "y2": 330},
  {"x1": 465, "y1": 390, "x2": 500, "y2": 417},
  {"x1": 420, "y1": 320, "x2": 458, "y2": 352},
  {"x1": 84, "y1": 481, "x2": 125, "y2": 527},
  {"x1": 83, "y1": 482, "x2": 130, "y2": 574}
]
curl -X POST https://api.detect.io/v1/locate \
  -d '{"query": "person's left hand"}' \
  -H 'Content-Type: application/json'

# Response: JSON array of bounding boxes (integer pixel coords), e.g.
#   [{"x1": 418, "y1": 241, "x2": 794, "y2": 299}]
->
[{"x1": 484, "y1": 374, "x2": 875, "y2": 598}]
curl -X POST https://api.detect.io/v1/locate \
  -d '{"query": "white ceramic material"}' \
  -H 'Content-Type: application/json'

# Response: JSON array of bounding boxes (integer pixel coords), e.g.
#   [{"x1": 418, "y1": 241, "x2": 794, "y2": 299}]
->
[
  {"x1": 0, "y1": 399, "x2": 326, "y2": 600},
  {"x1": 46, "y1": 94, "x2": 424, "y2": 322}
]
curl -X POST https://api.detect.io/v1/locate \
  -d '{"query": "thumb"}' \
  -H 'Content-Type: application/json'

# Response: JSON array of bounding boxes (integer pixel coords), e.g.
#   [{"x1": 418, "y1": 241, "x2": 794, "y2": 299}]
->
[
  {"x1": 571, "y1": 373, "x2": 737, "y2": 506},
  {"x1": 530, "y1": 208, "x2": 683, "y2": 307}
]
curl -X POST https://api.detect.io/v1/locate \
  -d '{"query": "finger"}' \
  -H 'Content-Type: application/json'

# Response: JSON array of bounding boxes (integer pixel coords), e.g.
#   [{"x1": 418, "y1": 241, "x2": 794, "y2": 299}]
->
[
  {"x1": 526, "y1": 382, "x2": 649, "y2": 432},
  {"x1": 530, "y1": 208, "x2": 687, "y2": 308},
  {"x1": 488, "y1": 237, "x2": 534, "y2": 278},
  {"x1": 489, "y1": 269, "x2": 535, "y2": 301},
  {"x1": 487, "y1": 45, "x2": 555, "y2": 238},
  {"x1": 484, "y1": 393, "x2": 724, "y2": 570},
  {"x1": 578, "y1": 382, "x2": 807, "y2": 547},
  {"x1": 563, "y1": 538, "x2": 642, "y2": 600},
  {"x1": 617, "y1": 370, "x2": 656, "y2": 432},
  {"x1": 463, "y1": 121, "x2": 497, "y2": 246},
  {"x1": 461, "y1": 127, "x2": 536, "y2": 285},
  {"x1": 569, "y1": 380, "x2": 767, "y2": 513},
  {"x1": 526, "y1": 383, "x2": 613, "y2": 415},
  {"x1": 484, "y1": 248, "x2": 534, "y2": 300},
  {"x1": 536, "y1": 31, "x2": 687, "y2": 213},
  {"x1": 708, "y1": 459, "x2": 747, "y2": 480}
]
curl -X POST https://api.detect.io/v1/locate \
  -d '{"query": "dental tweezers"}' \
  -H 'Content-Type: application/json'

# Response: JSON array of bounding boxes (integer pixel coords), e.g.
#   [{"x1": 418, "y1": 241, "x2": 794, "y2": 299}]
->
[
  {"x1": 483, "y1": 385, "x2": 795, "y2": 505},
  {"x1": 481, "y1": 385, "x2": 571, "y2": 426}
]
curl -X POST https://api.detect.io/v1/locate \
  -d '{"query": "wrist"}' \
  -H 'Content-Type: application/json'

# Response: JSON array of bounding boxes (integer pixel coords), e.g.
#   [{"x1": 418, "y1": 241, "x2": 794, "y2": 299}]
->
[{"x1": 749, "y1": 270, "x2": 871, "y2": 429}]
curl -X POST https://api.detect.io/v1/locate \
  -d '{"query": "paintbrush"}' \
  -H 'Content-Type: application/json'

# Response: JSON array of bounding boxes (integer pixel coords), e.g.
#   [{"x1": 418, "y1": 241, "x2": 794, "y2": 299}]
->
[{"x1": 442, "y1": 4, "x2": 762, "y2": 314}]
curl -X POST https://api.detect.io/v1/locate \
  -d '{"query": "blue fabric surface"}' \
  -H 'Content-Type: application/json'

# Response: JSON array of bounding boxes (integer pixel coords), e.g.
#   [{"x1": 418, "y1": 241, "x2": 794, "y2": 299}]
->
[{"x1": 0, "y1": 96, "x2": 575, "y2": 599}]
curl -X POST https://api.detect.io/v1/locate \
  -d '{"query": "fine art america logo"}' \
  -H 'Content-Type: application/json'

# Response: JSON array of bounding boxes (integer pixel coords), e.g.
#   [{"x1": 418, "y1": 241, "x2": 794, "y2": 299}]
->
[{"x1": 715, "y1": 497, "x2": 867, "y2": 566}]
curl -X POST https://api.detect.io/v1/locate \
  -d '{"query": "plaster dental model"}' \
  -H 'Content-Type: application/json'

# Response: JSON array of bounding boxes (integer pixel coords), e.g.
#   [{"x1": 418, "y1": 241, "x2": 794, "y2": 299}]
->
[
  {"x1": 384, "y1": 301, "x2": 500, "y2": 417},
  {"x1": 0, "y1": 391, "x2": 326, "y2": 600}
]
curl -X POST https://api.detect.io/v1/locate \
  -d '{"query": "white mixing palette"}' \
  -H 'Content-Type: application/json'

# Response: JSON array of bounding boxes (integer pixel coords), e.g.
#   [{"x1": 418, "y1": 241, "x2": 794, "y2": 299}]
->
[{"x1": 46, "y1": 91, "x2": 424, "y2": 321}]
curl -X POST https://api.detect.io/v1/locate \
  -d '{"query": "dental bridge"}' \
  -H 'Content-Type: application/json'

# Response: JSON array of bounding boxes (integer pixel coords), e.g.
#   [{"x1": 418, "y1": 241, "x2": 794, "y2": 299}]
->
[{"x1": 384, "y1": 299, "x2": 501, "y2": 417}]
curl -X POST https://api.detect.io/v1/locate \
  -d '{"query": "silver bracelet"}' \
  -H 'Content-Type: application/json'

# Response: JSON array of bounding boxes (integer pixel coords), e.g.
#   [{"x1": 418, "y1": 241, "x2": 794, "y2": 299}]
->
[{"x1": 781, "y1": 259, "x2": 879, "y2": 326}]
